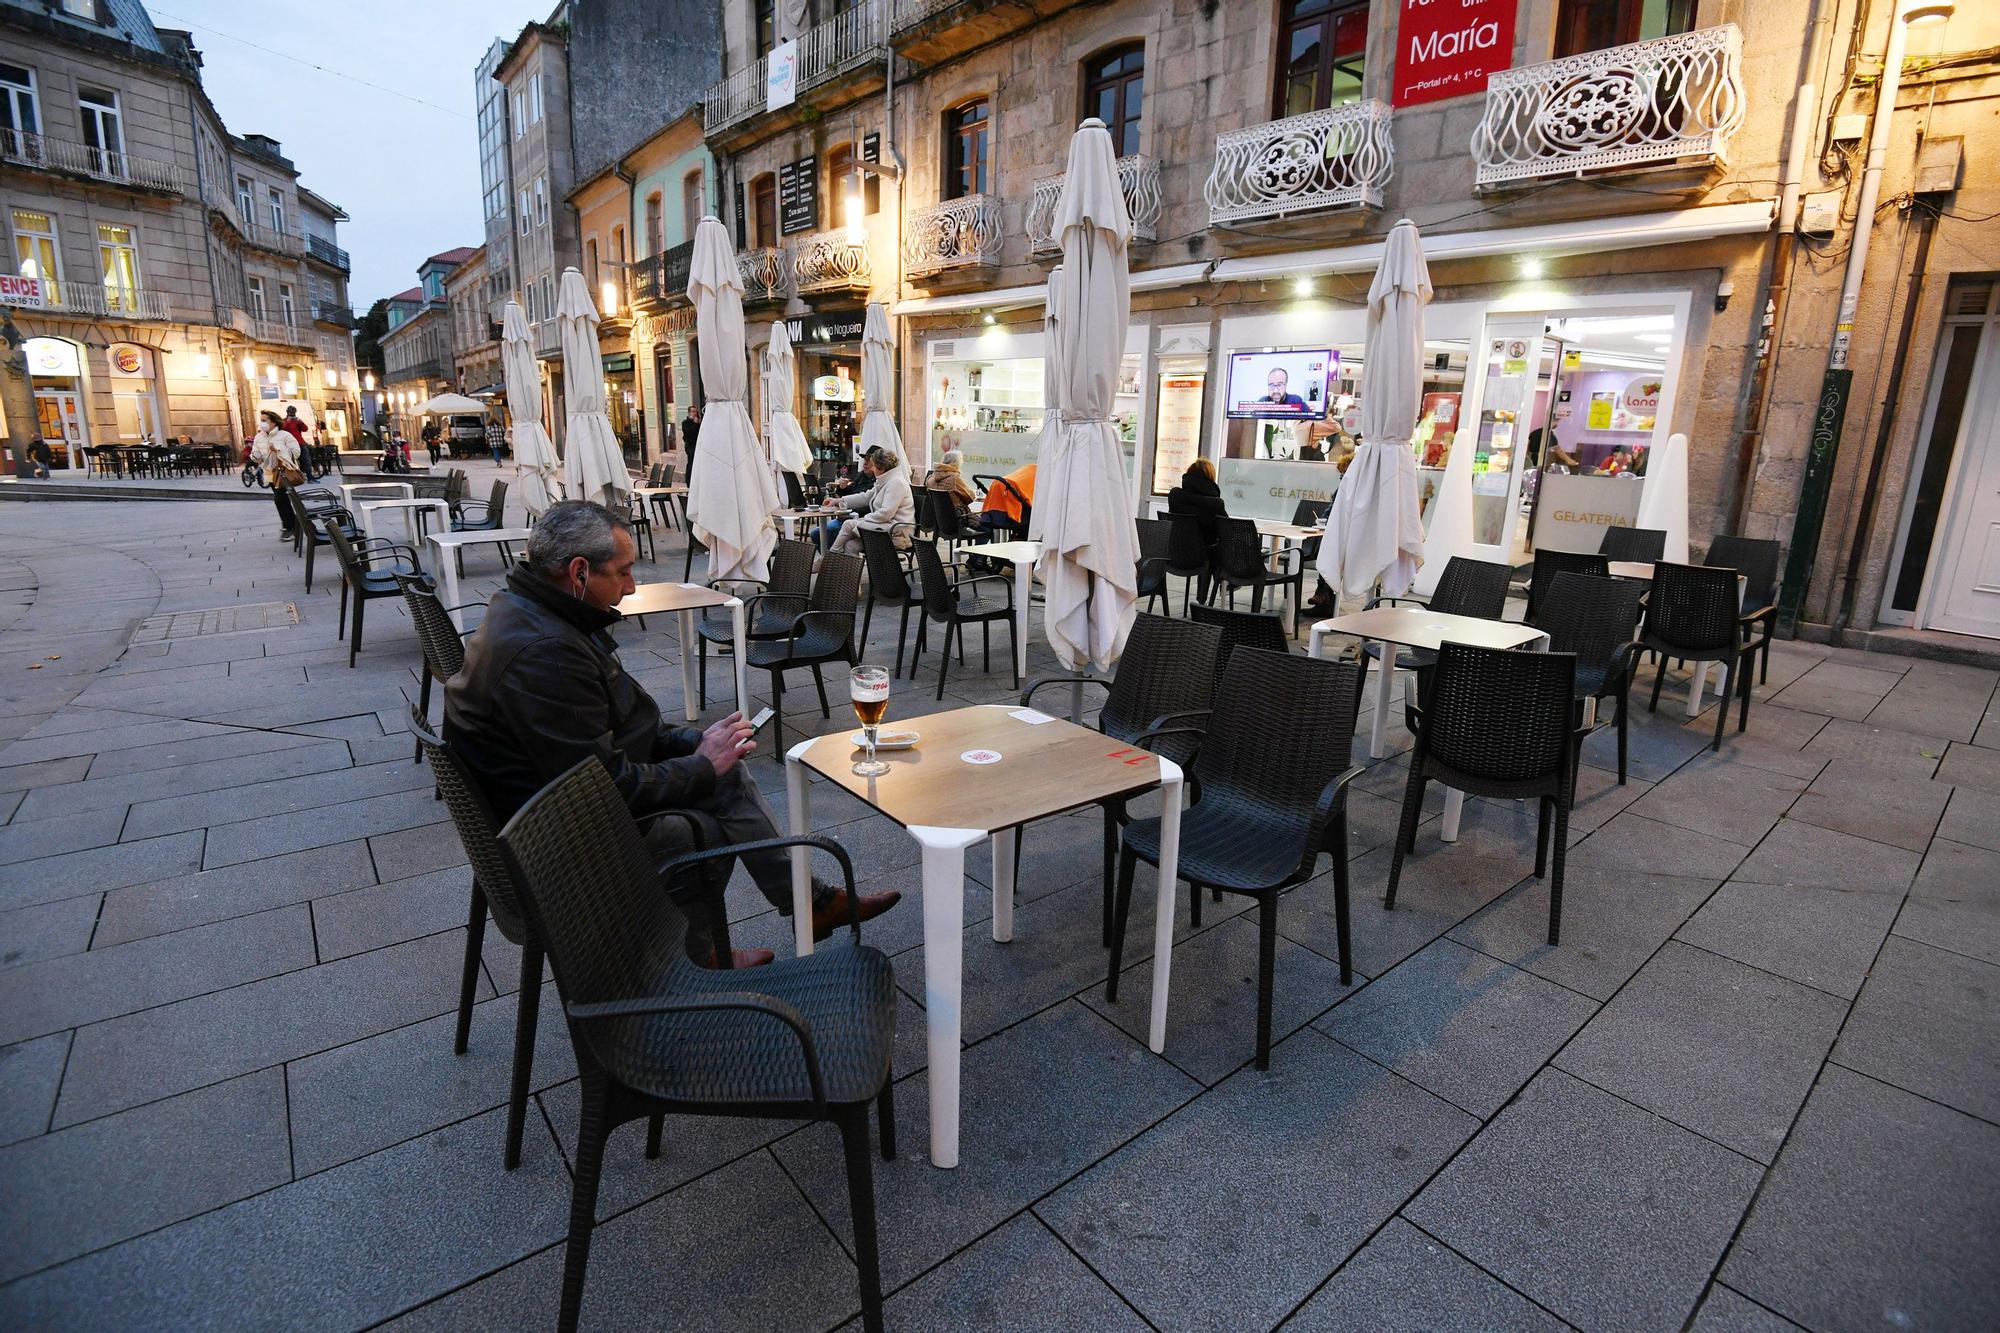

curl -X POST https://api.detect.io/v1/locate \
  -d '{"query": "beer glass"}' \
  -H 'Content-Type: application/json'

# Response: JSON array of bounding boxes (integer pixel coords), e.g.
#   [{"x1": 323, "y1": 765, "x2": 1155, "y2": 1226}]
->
[{"x1": 849, "y1": 666, "x2": 891, "y2": 777}]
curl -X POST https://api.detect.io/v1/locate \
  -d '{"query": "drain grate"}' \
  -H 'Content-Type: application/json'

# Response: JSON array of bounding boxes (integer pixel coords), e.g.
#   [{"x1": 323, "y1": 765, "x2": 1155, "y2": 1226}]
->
[{"x1": 133, "y1": 601, "x2": 299, "y2": 642}]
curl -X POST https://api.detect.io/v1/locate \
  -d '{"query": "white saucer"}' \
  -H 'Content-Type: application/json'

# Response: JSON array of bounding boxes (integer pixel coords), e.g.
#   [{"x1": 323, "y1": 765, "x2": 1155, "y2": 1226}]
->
[{"x1": 849, "y1": 729, "x2": 919, "y2": 751}]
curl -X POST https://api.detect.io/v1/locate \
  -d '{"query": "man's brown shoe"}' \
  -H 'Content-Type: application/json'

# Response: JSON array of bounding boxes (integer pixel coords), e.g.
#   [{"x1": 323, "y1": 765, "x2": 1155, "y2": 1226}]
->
[
  {"x1": 703, "y1": 947, "x2": 776, "y2": 969},
  {"x1": 812, "y1": 889, "x2": 902, "y2": 941}
]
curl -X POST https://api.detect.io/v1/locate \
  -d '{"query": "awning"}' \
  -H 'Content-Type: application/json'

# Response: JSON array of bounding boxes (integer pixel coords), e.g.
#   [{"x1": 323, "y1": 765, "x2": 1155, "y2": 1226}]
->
[{"x1": 892, "y1": 262, "x2": 1211, "y2": 317}]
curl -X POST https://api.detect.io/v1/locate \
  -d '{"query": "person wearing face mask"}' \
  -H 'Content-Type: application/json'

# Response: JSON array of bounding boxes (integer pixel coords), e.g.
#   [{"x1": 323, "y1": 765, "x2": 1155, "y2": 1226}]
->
[{"x1": 444, "y1": 502, "x2": 900, "y2": 965}]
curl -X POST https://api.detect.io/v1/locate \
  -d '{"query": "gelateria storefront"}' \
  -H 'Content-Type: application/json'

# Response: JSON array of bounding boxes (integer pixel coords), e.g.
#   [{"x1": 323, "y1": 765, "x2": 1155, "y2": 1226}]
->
[{"x1": 1207, "y1": 289, "x2": 1691, "y2": 560}]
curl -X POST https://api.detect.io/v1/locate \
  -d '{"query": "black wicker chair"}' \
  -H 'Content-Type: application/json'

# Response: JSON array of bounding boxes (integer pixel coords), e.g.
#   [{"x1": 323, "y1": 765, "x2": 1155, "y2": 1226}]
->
[
  {"x1": 1105, "y1": 648, "x2": 1364, "y2": 1068},
  {"x1": 396, "y1": 573, "x2": 481, "y2": 760},
  {"x1": 695, "y1": 537, "x2": 816, "y2": 708},
  {"x1": 1704, "y1": 534, "x2": 1782, "y2": 684},
  {"x1": 744, "y1": 550, "x2": 864, "y2": 750},
  {"x1": 1538, "y1": 572, "x2": 1646, "y2": 784},
  {"x1": 1021, "y1": 613, "x2": 1223, "y2": 945},
  {"x1": 1188, "y1": 602, "x2": 1290, "y2": 686},
  {"x1": 857, "y1": 527, "x2": 926, "y2": 678},
  {"x1": 1165, "y1": 511, "x2": 1213, "y2": 614},
  {"x1": 909, "y1": 538, "x2": 1018, "y2": 699},
  {"x1": 1599, "y1": 525, "x2": 1667, "y2": 562},
  {"x1": 930, "y1": 489, "x2": 973, "y2": 557},
  {"x1": 1134, "y1": 516, "x2": 1172, "y2": 615},
  {"x1": 1641, "y1": 560, "x2": 1755, "y2": 750},
  {"x1": 1522, "y1": 548, "x2": 1610, "y2": 626},
  {"x1": 1386, "y1": 642, "x2": 1586, "y2": 945},
  {"x1": 620, "y1": 490, "x2": 656, "y2": 563},
  {"x1": 494, "y1": 759, "x2": 895, "y2": 1333},
  {"x1": 1208, "y1": 516, "x2": 1303, "y2": 617},
  {"x1": 323, "y1": 520, "x2": 421, "y2": 667},
  {"x1": 1361, "y1": 556, "x2": 1512, "y2": 725},
  {"x1": 284, "y1": 487, "x2": 357, "y2": 591}
]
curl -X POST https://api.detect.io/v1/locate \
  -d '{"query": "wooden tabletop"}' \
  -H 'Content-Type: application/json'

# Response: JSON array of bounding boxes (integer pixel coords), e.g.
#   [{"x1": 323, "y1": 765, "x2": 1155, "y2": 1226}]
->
[
  {"x1": 959, "y1": 540, "x2": 1044, "y2": 564},
  {"x1": 619, "y1": 580, "x2": 733, "y2": 616},
  {"x1": 797, "y1": 704, "x2": 1164, "y2": 833},
  {"x1": 1253, "y1": 520, "x2": 1323, "y2": 541},
  {"x1": 631, "y1": 485, "x2": 687, "y2": 497},
  {"x1": 358, "y1": 497, "x2": 446, "y2": 509},
  {"x1": 428, "y1": 526, "x2": 533, "y2": 549},
  {"x1": 1314, "y1": 604, "x2": 1545, "y2": 653},
  {"x1": 1607, "y1": 561, "x2": 1654, "y2": 580}
]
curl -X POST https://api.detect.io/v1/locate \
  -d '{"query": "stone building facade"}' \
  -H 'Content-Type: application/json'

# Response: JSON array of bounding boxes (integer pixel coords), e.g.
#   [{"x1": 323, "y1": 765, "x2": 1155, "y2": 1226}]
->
[
  {"x1": 494, "y1": 9, "x2": 579, "y2": 369},
  {"x1": 692, "y1": 0, "x2": 2000, "y2": 652},
  {"x1": 0, "y1": 0, "x2": 357, "y2": 465}
]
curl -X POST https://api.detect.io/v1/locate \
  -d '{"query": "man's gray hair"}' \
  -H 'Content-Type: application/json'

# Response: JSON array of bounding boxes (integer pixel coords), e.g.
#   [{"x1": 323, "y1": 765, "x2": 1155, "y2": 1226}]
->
[{"x1": 524, "y1": 501, "x2": 631, "y2": 577}]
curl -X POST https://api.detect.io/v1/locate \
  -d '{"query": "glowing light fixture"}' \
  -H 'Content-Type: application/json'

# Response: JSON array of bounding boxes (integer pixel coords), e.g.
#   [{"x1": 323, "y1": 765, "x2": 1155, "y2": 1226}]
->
[
  {"x1": 1293, "y1": 277, "x2": 1314, "y2": 298},
  {"x1": 241, "y1": 353, "x2": 256, "y2": 380},
  {"x1": 1520, "y1": 257, "x2": 1546, "y2": 279},
  {"x1": 264, "y1": 363, "x2": 277, "y2": 384},
  {"x1": 363, "y1": 370, "x2": 376, "y2": 391},
  {"x1": 1904, "y1": 0, "x2": 1954, "y2": 27},
  {"x1": 194, "y1": 350, "x2": 211, "y2": 376},
  {"x1": 982, "y1": 312, "x2": 996, "y2": 326},
  {"x1": 843, "y1": 176, "x2": 866, "y2": 246},
  {"x1": 324, "y1": 367, "x2": 338, "y2": 388},
  {"x1": 600, "y1": 280, "x2": 618, "y2": 316}
]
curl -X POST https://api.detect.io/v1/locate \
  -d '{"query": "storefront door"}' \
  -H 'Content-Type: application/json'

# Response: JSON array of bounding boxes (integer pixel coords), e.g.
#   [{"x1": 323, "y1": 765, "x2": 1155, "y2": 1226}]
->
[
  {"x1": 1466, "y1": 316, "x2": 1561, "y2": 563},
  {"x1": 1922, "y1": 307, "x2": 2000, "y2": 638},
  {"x1": 34, "y1": 390, "x2": 85, "y2": 469}
]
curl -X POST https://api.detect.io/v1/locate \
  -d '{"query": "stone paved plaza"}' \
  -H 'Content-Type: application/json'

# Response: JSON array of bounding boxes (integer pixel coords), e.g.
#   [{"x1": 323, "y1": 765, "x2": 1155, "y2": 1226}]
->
[{"x1": 0, "y1": 486, "x2": 1996, "y2": 1331}]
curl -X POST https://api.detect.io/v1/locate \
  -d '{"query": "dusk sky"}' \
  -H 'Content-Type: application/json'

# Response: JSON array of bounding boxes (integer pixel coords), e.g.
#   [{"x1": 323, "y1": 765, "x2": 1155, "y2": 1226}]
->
[{"x1": 152, "y1": 0, "x2": 554, "y2": 305}]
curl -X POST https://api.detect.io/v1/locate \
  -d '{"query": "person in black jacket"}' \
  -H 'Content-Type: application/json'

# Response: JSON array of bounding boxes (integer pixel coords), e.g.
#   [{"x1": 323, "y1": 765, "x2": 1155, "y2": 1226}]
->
[
  {"x1": 444, "y1": 501, "x2": 899, "y2": 961},
  {"x1": 1167, "y1": 457, "x2": 1227, "y2": 545}
]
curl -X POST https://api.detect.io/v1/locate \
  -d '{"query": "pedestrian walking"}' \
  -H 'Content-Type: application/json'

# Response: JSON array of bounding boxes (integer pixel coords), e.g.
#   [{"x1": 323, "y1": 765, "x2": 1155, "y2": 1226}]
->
[
  {"x1": 421, "y1": 420, "x2": 441, "y2": 467},
  {"x1": 251, "y1": 410, "x2": 303, "y2": 540},
  {"x1": 680, "y1": 404, "x2": 701, "y2": 473},
  {"x1": 486, "y1": 415, "x2": 508, "y2": 466},
  {"x1": 26, "y1": 436, "x2": 52, "y2": 478}
]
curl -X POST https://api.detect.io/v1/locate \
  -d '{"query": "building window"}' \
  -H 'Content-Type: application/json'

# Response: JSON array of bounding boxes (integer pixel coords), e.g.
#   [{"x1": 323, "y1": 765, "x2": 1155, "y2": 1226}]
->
[
  {"x1": 756, "y1": 0, "x2": 775, "y2": 58},
  {"x1": 77, "y1": 86, "x2": 122, "y2": 174},
  {"x1": 279, "y1": 283, "x2": 295, "y2": 330},
  {"x1": 235, "y1": 175, "x2": 254, "y2": 225},
  {"x1": 96, "y1": 222, "x2": 138, "y2": 311},
  {"x1": 11, "y1": 208, "x2": 62, "y2": 298},
  {"x1": 751, "y1": 173, "x2": 777, "y2": 248},
  {"x1": 1275, "y1": 0, "x2": 1369, "y2": 119},
  {"x1": 267, "y1": 187, "x2": 285, "y2": 237},
  {"x1": 1554, "y1": 0, "x2": 1694, "y2": 56},
  {"x1": 513, "y1": 90, "x2": 525, "y2": 138},
  {"x1": 585, "y1": 237, "x2": 599, "y2": 289},
  {"x1": 682, "y1": 169, "x2": 704, "y2": 242},
  {"x1": 610, "y1": 225, "x2": 625, "y2": 266},
  {"x1": 645, "y1": 192, "x2": 663, "y2": 256},
  {"x1": 1082, "y1": 43, "x2": 1144, "y2": 157},
  {"x1": 0, "y1": 63, "x2": 39, "y2": 155},
  {"x1": 247, "y1": 274, "x2": 266, "y2": 318},
  {"x1": 519, "y1": 188, "x2": 531, "y2": 237},
  {"x1": 943, "y1": 98, "x2": 990, "y2": 200},
  {"x1": 534, "y1": 177, "x2": 547, "y2": 227},
  {"x1": 529, "y1": 73, "x2": 542, "y2": 124}
]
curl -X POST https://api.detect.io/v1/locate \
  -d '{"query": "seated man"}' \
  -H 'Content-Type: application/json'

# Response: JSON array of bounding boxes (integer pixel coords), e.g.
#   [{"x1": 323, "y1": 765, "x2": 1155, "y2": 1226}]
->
[
  {"x1": 828, "y1": 447, "x2": 914, "y2": 556},
  {"x1": 444, "y1": 501, "x2": 899, "y2": 963}
]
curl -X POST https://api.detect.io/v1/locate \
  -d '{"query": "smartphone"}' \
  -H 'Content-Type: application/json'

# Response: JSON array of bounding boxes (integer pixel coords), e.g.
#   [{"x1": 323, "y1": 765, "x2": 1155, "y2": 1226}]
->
[{"x1": 747, "y1": 707, "x2": 776, "y2": 735}]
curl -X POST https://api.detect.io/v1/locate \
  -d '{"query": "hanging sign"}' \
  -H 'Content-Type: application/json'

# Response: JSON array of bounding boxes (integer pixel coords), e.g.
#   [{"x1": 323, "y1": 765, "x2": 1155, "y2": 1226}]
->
[
  {"x1": 778, "y1": 155, "x2": 818, "y2": 237},
  {"x1": 108, "y1": 343, "x2": 149, "y2": 378},
  {"x1": 813, "y1": 374, "x2": 855, "y2": 403},
  {"x1": 0, "y1": 273, "x2": 45, "y2": 308},
  {"x1": 766, "y1": 39, "x2": 798, "y2": 111},
  {"x1": 1391, "y1": 0, "x2": 1516, "y2": 109},
  {"x1": 23, "y1": 337, "x2": 79, "y2": 377},
  {"x1": 861, "y1": 132, "x2": 880, "y2": 164}
]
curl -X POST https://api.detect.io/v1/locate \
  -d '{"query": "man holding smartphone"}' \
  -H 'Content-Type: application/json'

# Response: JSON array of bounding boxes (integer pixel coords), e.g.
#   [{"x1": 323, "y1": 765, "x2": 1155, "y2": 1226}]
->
[{"x1": 444, "y1": 501, "x2": 900, "y2": 964}]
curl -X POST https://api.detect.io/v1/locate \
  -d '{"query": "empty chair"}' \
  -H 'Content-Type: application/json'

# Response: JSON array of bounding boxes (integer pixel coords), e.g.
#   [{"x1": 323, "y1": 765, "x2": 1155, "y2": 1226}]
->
[
  {"x1": 396, "y1": 572, "x2": 478, "y2": 759},
  {"x1": 909, "y1": 539, "x2": 1018, "y2": 699},
  {"x1": 1599, "y1": 525, "x2": 1667, "y2": 562},
  {"x1": 744, "y1": 550, "x2": 864, "y2": 749},
  {"x1": 1523, "y1": 548, "x2": 1610, "y2": 626},
  {"x1": 1703, "y1": 534, "x2": 1781, "y2": 683},
  {"x1": 695, "y1": 537, "x2": 816, "y2": 708},
  {"x1": 494, "y1": 758, "x2": 896, "y2": 1333},
  {"x1": 1641, "y1": 560, "x2": 1756, "y2": 750},
  {"x1": 1105, "y1": 648, "x2": 1364, "y2": 1068},
  {"x1": 1021, "y1": 612, "x2": 1222, "y2": 945},
  {"x1": 1134, "y1": 516, "x2": 1172, "y2": 615},
  {"x1": 781, "y1": 470, "x2": 807, "y2": 510},
  {"x1": 322, "y1": 520, "x2": 420, "y2": 667},
  {"x1": 284, "y1": 486, "x2": 356, "y2": 591},
  {"x1": 1537, "y1": 571, "x2": 1646, "y2": 783},
  {"x1": 1386, "y1": 642, "x2": 1584, "y2": 945},
  {"x1": 1208, "y1": 516, "x2": 1303, "y2": 616},
  {"x1": 857, "y1": 528, "x2": 926, "y2": 677},
  {"x1": 1188, "y1": 602, "x2": 1289, "y2": 686}
]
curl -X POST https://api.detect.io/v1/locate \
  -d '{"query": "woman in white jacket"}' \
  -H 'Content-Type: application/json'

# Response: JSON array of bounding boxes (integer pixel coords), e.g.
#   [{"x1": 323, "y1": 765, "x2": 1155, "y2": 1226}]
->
[
  {"x1": 250, "y1": 409, "x2": 301, "y2": 540},
  {"x1": 829, "y1": 448, "x2": 914, "y2": 556}
]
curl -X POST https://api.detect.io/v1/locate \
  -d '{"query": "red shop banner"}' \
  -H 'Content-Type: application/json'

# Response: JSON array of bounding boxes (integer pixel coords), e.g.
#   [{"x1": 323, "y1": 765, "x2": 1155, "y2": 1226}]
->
[{"x1": 1391, "y1": 0, "x2": 1516, "y2": 108}]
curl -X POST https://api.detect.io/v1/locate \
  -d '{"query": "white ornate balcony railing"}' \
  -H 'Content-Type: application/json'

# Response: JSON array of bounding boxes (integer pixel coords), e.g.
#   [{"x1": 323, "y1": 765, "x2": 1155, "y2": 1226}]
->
[
  {"x1": 793, "y1": 232, "x2": 873, "y2": 295},
  {"x1": 905, "y1": 195, "x2": 1003, "y2": 278},
  {"x1": 1472, "y1": 25, "x2": 1744, "y2": 188},
  {"x1": 738, "y1": 246, "x2": 789, "y2": 303},
  {"x1": 1205, "y1": 100, "x2": 1393, "y2": 224},
  {"x1": 704, "y1": 0, "x2": 888, "y2": 134},
  {"x1": 36, "y1": 281, "x2": 172, "y2": 320},
  {"x1": 0, "y1": 129, "x2": 188, "y2": 194},
  {"x1": 1028, "y1": 155, "x2": 1161, "y2": 255}
]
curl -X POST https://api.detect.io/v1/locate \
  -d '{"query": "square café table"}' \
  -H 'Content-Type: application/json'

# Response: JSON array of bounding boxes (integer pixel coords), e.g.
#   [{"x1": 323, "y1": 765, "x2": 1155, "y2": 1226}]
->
[
  {"x1": 427, "y1": 527, "x2": 534, "y2": 630},
  {"x1": 620, "y1": 580, "x2": 749, "y2": 722},
  {"x1": 786, "y1": 704, "x2": 1185, "y2": 1169},
  {"x1": 955, "y1": 540, "x2": 1042, "y2": 682}
]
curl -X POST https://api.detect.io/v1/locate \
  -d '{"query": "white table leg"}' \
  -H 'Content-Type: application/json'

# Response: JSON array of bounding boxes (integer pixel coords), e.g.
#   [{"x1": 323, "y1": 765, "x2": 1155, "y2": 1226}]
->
[
  {"x1": 1148, "y1": 759, "x2": 1185, "y2": 1053},
  {"x1": 1013, "y1": 558, "x2": 1031, "y2": 682},
  {"x1": 912, "y1": 825, "x2": 982, "y2": 1169},
  {"x1": 729, "y1": 597, "x2": 750, "y2": 722},
  {"x1": 1686, "y1": 661, "x2": 1709, "y2": 717},
  {"x1": 1369, "y1": 640, "x2": 1393, "y2": 760},
  {"x1": 990, "y1": 826, "x2": 1016, "y2": 943},
  {"x1": 1309, "y1": 625, "x2": 1327, "y2": 660},
  {"x1": 432, "y1": 538, "x2": 465, "y2": 631},
  {"x1": 677, "y1": 608, "x2": 700, "y2": 722},
  {"x1": 785, "y1": 742, "x2": 815, "y2": 958},
  {"x1": 1442, "y1": 788, "x2": 1464, "y2": 843}
]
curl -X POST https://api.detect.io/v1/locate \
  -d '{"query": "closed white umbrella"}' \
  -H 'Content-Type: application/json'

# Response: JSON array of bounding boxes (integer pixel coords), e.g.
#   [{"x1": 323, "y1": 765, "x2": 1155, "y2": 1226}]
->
[
  {"x1": 1414, "y1": 428, "x2": 1476, "y2": 597},
  {"x1": 1031, "y1": 118, "x2": 1138, "y2": 672},
  {"x1": 1318, "y1": 218, "x2": 1431, "y2": 599},
  {"x1": 555, "y1": 268, "x2": 631, "y2": 511},
  {"x1": 501, "y1": 300, "x2": 561, "y2": 516},
  {"x1": 686, "y1": 216, "x2": 778, "y2": 581},
  {"x1": 860, "y1": 302, "x2": 904, "y2": 472},
  {"x1": 1633, "y1": 431, "x2": 1690, "y2": 565},
  {"x1": 1031, "y1": 265, "x2": 1063, "y2": 466},
  {"x1": 764, "y1": 321, "x2": 812, "y2": 478}
]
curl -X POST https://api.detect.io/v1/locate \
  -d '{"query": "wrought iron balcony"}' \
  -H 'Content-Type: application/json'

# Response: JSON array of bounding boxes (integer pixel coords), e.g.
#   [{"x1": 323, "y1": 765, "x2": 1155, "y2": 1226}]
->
[
  {"x1": 311, "y1": 302, "x2": 357, "y2": 327},
  {"x1": 0, "y1": 129, "x2": 188, "y2": 195},
  {"x1": 305, "y1": 233, "x2": 351, "y2": 272},
  {"x1": 704, "y1": 0, "x2": 887, "y2": 135},
  {"x1": 1205, "y1": 100, "x2": 1394, "y2": 225},
  {"x1": 631, "y1": 240, "x2": 694, "y2": 311},
  {"x1": 32, "y1": 280, "x2": 172, "y2": 321},
  {"x1": 1472, "y1": 25, "x2": 1745, "y2": 188},
  {"x1": 1028, "y1": 155, "x2": 1161, "y2": 256},
  {"x1": 793, "y1": 232, "x2": 872, "y2": 296},
  {"x1": 739, "y1": 246, "x2": 788, "y2": 305},
  {"x1": 905, "y1": 195, "x2": 1003, "y2": 280}
]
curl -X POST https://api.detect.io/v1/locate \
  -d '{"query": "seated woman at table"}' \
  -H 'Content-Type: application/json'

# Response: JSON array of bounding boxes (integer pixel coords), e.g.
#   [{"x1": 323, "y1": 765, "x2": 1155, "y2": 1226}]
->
[
  {"x1": 1167, "y1": 457, "x2": 1227, "y2": 547},
  {"x1": 828, "y1": 448, "x2": 915, "y2": 556},
  {"x1": 923, "y1": 449, "x2": 975, "y2": 524}
]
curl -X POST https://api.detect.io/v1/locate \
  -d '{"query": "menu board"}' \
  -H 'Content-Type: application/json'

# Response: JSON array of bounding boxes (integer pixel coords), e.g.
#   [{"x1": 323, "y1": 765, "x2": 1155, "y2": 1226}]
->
[
  {"x1": 778, "y1": 156, "x2": 818, "y2": 236},
  {"x1": 1151, "y1": 373, "x2": 1204, "y2": 494}
]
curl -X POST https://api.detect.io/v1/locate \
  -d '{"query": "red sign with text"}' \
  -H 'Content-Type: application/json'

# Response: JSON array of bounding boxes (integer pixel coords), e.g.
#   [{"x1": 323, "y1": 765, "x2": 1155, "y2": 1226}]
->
[{"x1": 1391, "y1": 0, "x2": 1516, "y2": 108}]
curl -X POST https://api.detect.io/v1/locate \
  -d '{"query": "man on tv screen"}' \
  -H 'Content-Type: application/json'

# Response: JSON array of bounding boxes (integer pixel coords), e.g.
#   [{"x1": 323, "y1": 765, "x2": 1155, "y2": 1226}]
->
[{"x1": 1263, "y1": 367, "x2": 1308, "y2": 411}]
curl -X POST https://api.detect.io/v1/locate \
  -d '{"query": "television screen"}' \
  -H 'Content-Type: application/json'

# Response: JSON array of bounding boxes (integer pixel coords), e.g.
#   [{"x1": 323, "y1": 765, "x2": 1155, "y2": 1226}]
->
[{"x1": 1225, "y1": 349, "x2": 1336, "y2": 420}]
